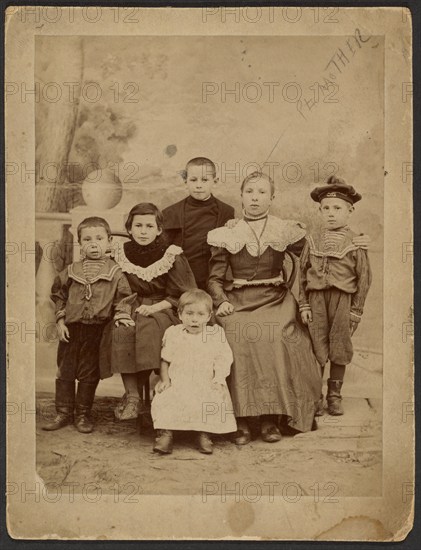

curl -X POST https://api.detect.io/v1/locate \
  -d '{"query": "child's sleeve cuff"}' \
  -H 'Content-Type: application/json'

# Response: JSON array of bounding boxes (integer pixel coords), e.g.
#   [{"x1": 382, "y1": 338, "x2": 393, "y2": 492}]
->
[
  {"x1": 214, "y1": 294, "x2": 230, "y2": 308},
  {"x1": 56, "y1": 310, "x2": 66, "y2": 321},
  {"x1": 299, "y1": 304, "x2": 311, "y2": 313},
  {"x1": 350, "y1": 311, "x2": 362, "y2": 323},
  {"x1": 114, "y1": 312, "x2": 132, "y2": 321}
]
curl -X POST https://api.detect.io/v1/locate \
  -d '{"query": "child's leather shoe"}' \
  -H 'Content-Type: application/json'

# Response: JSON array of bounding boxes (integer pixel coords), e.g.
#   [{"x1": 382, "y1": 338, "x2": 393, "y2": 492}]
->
[
  {"x1": 42, "y1": 411, "x2": 74, "y2": 431},
  {"x1": 261, "y1": 424, "x2": 282, "y2": 443},
  {"x1": 75, "y1": 414, "x2": 94, "y2": 433},
  {"x1": 153, "y1": 430, "x2": 173, "y2": 454},
  {"x1": 115, "y1": 395, "x2": 140, "y2": 421},
  {"x1": 198, "y1": 432, "x2": 213, "y2": 454},
  {"x1": 233, "y1": 419, "x2": 251, "y2": 445}
]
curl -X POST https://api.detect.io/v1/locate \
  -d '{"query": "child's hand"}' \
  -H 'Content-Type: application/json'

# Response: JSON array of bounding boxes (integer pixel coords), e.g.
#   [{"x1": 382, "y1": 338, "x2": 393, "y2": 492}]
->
[
  {"x1": 216, "y1": 301, "x2": 234, "y2": 317},
  {"x1": 57, "y1": 319, "x2": 70, "y2": 343},
  {"x1": 155, "y1": 380, "x2": 171, "y2": 393},
  {"x1": 225, "y1": 218, "x2": 240, "y2": 229},
  {"x1": 135, "y1": 304, "x2": 156, "y2": 317},
  {"x1": 352, "y1": 233, "x2": 371, "y2": 250},
  {"x1": 350, "y1": 320, "x2": 359, "y2": 336},
  {"x1": 115, "y1": 318, "x2": 135, "y2": 327},
  {"x1": 212, "y1": 379, "x2": 226, "y2": 400},
  {"x1": 301, "y1": 310, "x2": 312, "y2": 325}
]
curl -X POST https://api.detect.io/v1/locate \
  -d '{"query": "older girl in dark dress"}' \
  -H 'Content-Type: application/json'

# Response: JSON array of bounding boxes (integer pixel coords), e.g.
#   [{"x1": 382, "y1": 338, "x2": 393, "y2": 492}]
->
[
  {"x1": 207, "y1": 173, "x2": 322, "y2": 444},
  {"x1": 100, "y1": 203, "x2": 196, "y2": 420}
]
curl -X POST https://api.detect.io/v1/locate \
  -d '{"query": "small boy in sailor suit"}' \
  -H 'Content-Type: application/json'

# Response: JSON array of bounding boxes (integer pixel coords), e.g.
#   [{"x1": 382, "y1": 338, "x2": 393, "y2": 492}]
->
[
  {"x1": 299, "y1": 176, "x2": 372, "y2": 416},
  {"x1": 43, "y1": 217, "x2": 132, "y2": 434}
]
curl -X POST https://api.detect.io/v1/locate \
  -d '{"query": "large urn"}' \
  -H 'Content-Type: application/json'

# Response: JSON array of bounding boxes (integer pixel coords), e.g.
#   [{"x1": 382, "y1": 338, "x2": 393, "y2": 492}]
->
[{"x1": 82, "y1": 168, "x2": 123, "y2": 210}]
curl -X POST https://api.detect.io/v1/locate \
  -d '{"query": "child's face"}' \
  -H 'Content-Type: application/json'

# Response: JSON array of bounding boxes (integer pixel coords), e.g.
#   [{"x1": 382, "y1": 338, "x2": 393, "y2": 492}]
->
[
  {"x1": 185, "y1": 164, "x2": 216, "y2": 201},
  {"x1": 319, "y1": 197, "x2": 353, "y2": 229},
  {"x1": 79, "y1": 226, "x2": 111, "y2": 259},
  {"x1": 179, "y1": 302, "x2": 212, "y2": 334},
  {"x1": 129, "y1": 214, "x2": 162, "y2": 246},
  {"x1": 241, "y1": 176, "x2": 273, "y2": 217}
]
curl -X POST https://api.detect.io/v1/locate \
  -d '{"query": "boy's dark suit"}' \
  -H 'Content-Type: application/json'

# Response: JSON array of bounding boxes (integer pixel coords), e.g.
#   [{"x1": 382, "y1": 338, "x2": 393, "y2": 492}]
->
[{"x1": 163, "y1": 196, "x2": 234, "y2": 289}]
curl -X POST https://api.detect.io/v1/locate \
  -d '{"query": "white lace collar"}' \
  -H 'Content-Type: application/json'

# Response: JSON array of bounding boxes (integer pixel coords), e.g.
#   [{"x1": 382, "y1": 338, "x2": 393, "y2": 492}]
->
[
  {"x1": 114, "y1": 244, "x2": 183, "y2": 282},
  {"x1": 207, "y1": 216, "x2": 306, "y2": 257}
]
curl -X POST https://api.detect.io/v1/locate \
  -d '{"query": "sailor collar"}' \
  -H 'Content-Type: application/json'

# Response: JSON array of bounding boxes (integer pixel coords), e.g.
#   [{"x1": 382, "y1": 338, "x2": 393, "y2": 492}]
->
[
  {"x1": 68, "y1": 259, "x2": 121, "y2": 285},
  {"x1": 307, "y1": 227, "x2": 358, "y2": 259}
]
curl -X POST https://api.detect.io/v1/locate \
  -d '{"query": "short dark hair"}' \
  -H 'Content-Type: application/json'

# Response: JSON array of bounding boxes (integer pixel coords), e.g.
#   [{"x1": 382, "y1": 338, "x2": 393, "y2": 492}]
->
[
  {"x1": 125, "y1": 202, "x2": 164, "y2": 233},
  {"x1": 183, "y1": 157, "x2": 216, "y2": 179},
  {"x1": 77, "y1": 217, "x2": 111, "y2": 242},
  {"x1": 240, "y1": 171, "x2": 275, "y2": 196},
  {"x1": 178, "y1": 289, "x2": 213, "y2": 315}
]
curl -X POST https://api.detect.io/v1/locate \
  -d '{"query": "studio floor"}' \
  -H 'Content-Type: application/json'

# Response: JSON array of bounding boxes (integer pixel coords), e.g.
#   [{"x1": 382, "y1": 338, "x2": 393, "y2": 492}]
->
[{"x1": 36, "y1": 351, "x2": 382, "y2": 499}]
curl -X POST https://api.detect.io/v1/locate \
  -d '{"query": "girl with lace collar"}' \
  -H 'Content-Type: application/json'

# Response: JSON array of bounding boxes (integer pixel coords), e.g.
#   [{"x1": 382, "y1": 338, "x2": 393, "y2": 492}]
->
[
  {"x1": 207, "y1": 172, "x2": 323, "y2": 444},
  {"x1": 99, "y1": 203, "x2": 197, "y2": 421}
]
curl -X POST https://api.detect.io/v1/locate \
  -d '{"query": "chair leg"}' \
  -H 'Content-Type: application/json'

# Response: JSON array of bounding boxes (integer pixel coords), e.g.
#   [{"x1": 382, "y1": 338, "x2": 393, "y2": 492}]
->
[
  {"x1": 136, "y1": 371, "x2": 151, "y2": 433},
  {"x1": 144, "y1": 377, "x2": 151, "y2": 408}
]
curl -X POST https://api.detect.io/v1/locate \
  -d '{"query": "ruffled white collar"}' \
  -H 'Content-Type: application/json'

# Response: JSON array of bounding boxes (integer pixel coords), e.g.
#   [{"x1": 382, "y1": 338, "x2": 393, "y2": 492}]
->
[
  {"x1": 207, "y1": 215, "x2": 306, "y2": 257},
  {"x1": 114, "y1": 244, "x2": 183, "y2": 282}
]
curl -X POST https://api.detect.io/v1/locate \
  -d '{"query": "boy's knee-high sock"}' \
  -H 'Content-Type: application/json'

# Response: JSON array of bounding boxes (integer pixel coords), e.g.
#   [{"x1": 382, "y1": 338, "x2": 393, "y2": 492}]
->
[{"x1": 330, "y1": 362, "x2": 346, "y2": 381}]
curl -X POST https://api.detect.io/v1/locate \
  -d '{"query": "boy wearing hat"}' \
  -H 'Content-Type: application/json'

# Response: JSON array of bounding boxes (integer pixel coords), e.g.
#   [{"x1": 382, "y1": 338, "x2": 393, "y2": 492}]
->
[{"x1": 299, "y1": 176, "x2": 372, "y2": 416}]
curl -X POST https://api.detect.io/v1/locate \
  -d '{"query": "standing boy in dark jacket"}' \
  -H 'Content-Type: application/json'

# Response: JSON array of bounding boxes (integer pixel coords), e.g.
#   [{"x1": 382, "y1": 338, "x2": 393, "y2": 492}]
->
[{"x1": 163, "y1": 157, "x2": 234, "y2": 290}]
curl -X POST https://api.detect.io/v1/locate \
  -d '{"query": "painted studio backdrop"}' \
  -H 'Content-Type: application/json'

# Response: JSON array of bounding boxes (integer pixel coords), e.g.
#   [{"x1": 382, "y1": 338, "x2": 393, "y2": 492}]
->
[{"x1": 35, "y1": 34, "x2": 383, "y2": 493}]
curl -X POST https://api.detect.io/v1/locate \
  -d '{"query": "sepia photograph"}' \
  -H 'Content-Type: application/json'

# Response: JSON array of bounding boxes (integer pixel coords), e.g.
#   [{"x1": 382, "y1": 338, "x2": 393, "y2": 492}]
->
[{"x1": 5, "y1": 5, "x2": 414, "y2": 540}]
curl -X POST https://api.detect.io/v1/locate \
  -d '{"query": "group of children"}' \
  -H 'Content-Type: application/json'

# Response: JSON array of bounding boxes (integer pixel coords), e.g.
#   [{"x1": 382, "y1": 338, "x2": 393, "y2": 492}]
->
[{"x1": 43, "y1": 156, "x2": 371, "y2": 455}]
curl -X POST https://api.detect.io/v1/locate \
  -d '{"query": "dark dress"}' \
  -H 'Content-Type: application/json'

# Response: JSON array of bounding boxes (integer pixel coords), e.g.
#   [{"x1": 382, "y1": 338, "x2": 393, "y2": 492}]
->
[
  {"x1": 207, "y1": 216, "x2": 322, "y2": 433},
  {"x1": 99, "y1": 237, "x2": 197, "y2": 378}
]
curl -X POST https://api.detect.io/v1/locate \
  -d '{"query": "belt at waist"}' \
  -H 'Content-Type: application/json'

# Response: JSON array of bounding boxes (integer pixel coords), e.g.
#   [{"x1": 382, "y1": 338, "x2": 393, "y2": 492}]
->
[{"x1": 232, "y1": 274, "x2": 284, "y2": 288}]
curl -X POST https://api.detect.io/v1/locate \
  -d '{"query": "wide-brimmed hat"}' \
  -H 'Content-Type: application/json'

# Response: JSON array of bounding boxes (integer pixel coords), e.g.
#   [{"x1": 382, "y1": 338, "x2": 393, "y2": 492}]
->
[{"x1": 311, "y1": 176, "x2": 362, "y2": 205}]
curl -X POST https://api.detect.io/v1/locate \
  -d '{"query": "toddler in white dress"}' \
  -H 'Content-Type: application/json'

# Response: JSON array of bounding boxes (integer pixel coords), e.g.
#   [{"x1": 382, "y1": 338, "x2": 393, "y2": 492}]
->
[{"x1": 151, "y1": 289, "x2": 237, "y2": 454}]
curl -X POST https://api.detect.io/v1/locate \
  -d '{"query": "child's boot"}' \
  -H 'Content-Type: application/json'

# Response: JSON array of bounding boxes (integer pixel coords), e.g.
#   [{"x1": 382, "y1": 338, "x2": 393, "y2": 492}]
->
[
  {"x1": 198, "y1": 432, "x2": 213, "y2": 454},
  {"x1": 153, "y1": 430, "x2": 173, "y2": 454},
  {"x1": 327, "y1": 379, "x2": 344, "y2": 416},
  {"x1": 75, "y1": 381, "x2": 98, "y2": 433},
  {"x1": 42, "y1": 379, "x2": 75, "y2": 431}
]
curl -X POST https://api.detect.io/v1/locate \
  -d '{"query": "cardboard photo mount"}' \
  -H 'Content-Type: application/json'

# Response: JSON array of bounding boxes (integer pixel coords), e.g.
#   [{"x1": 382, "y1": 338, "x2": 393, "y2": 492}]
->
[{"x1": 5, "y1": 6, "x2": 413, "y2": 540}]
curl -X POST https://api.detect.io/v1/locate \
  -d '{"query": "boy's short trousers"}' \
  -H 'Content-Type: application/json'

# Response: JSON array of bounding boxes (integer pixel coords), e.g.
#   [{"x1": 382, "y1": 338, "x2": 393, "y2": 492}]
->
[
  {"x1": 57, "y1": 322, "x2": 105, "y2": 382},
  {"x1": 307, "y1": 288, "x2": 353, "y2": 366}
]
